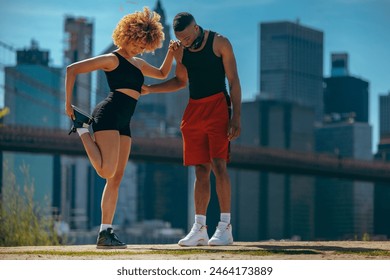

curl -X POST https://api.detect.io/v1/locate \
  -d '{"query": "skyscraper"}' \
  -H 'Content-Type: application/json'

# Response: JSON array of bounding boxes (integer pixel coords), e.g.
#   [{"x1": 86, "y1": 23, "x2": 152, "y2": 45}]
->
[
  {"x1": 379, "y1": 92, "x2": 390, "y2": 139},
  {"x1": 62, "y1": 16, "x2": 95, "y2": 232},
  {"x1": 232, "y1": 98, "x2": 316, "y2": 241},
  {"x1": 3, "y1": 40, "x2": 62, "y2": 208},
  {"x1": 315, "y1": 122, "x2": 373, "y2": 240},
  {"x1": 260, "y1": 21, "x2": 324, "y2": 121},
  {"x1": 374, "y1": 91, "x2": 390, "y2": 239},
  {"x1": 324, "y1": 53, "x2": 369, "y2": 123},
  {"x1": 64, "y1": 16, "x2": 93, "y2": 112},
  {"x1": 255, "y1": 20, "x2": 321, "y2": 240},
  {"x1": 5, "y1": 40, "x2": 62, "y2": 127},
  {"x1": 330, "y1": 53, "x2": 349, "y2": 77},
  {"x1": 315, "y1": 52, "x2": 373, "y2": 240}
]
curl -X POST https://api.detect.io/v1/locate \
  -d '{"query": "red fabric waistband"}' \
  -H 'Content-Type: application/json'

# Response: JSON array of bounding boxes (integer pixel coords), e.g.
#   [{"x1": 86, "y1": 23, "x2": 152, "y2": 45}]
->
[{"x1": 189, "y1": 92, "x2": 225, "y2": 104}]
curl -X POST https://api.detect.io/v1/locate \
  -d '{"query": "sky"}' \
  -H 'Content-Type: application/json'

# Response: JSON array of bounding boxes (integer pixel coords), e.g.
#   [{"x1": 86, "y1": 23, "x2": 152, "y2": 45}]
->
[{"x1": 0, "y1": 0, "x2": 389, "y2": 152}]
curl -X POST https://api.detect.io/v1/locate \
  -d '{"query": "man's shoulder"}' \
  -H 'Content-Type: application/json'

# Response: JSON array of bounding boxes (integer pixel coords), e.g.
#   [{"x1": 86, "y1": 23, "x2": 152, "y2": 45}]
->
[
  {"x1": 211, "y1": 31, "x2": 228, "y2": 40},
  {"x1": 210, "y1": 31, "x2": 229, "y2": 43},
  {"x1": 212, "y1": 32, "x2": 232, "y2": 51}
]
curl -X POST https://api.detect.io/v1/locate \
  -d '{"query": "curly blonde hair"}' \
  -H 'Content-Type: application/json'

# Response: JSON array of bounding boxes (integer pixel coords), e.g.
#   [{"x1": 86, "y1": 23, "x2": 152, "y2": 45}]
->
[{"x1": 112, "y1": 7, "x2": 165, "y2": 52}]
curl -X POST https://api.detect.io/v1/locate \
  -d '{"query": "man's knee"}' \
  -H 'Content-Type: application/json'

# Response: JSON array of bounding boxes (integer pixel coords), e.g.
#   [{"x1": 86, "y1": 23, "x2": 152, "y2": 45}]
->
[
  {"x1": 212, "y1": 158, "x2": 228, "y2": 176},
  {"x1": 195, "y1": 164, "x2": 211, "y2": 180}
]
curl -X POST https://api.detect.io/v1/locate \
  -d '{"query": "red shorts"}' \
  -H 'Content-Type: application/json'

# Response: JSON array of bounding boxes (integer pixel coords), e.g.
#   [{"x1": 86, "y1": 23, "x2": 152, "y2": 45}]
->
[{"x1": 180, "y1": 92, "x2": 231, "y2": 166}]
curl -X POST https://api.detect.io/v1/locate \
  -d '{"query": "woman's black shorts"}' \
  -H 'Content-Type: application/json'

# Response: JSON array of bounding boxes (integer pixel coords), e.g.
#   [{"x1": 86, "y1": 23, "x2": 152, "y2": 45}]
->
[{"x1": 92, "y1": 90, "x2": 137, "y2": 137}]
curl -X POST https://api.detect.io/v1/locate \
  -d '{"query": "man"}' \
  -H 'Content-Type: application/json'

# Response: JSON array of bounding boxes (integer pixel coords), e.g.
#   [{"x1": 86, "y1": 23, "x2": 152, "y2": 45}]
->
[{"x1": 143, "y1": 12, "x2": 241, "y2": 246}]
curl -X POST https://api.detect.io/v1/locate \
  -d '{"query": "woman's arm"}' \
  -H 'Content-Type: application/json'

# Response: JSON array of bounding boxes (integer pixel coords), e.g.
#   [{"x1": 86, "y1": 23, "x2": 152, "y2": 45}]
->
[
  {"x1": 136, "y1": 41, "x2": 177, "y2": 79},
  {"x1": 65, "y1": 54, "x2": 116, "y2": 119}
]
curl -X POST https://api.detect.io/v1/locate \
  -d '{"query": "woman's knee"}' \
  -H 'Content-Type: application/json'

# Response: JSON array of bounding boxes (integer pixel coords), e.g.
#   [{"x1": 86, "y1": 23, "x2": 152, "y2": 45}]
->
[
  {"x1": 110, "y1": 169, "x2": 125, "y2": 185},
  {"x1": 96, "y1": 165, "x2": 117, "y2": 179}
]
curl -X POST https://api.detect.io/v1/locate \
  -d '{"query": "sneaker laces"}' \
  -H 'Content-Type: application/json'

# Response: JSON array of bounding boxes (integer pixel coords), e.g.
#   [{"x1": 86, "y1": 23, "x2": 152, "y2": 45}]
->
[
  {"x1": 186, "y1": 223, "x2": 204, "y2": 238},
  {"x1": 213, "y1": 223, "x2": 229, "y2": 238},
  {"x1": 108, "y1": 230, "x2": 121, "y2": 241}
]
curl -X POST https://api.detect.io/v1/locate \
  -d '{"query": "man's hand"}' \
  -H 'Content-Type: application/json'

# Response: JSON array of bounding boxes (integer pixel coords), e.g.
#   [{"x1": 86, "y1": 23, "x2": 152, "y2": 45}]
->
[{"x1": 228, "y1": 115, "x2": 241, "y2": 141}]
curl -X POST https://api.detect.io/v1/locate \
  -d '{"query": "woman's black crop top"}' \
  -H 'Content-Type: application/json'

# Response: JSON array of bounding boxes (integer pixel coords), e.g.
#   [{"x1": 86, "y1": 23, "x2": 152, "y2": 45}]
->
[{"x1": 104, "y1": 52, "x2": 144, "y2": 93}]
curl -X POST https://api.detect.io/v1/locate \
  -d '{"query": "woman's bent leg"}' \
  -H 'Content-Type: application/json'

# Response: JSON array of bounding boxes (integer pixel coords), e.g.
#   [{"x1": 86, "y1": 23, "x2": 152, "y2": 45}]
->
[{"x1": 79, "y1": 130, "x2": 120, "y2": 179}]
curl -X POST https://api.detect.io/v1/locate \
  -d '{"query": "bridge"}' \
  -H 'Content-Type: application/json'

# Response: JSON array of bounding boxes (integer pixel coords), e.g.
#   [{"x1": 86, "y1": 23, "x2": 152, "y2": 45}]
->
[{"x1": 1, "y1": 125, "x2": 389, "y2": 182}]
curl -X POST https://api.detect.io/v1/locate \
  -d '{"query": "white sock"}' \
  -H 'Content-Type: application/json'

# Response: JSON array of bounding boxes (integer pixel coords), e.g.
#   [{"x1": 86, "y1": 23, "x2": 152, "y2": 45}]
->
[
  {"x1": 77, "y1": 127, "x2": 89, "y2": 136},
  {"x1": 220, "y1": 213, "x2": 231, "y2": 224},
  {"x1": 195, "y1": 214, "x2": 206, "y2": 226},
  {"x1": 100, "y1": 224, "x2": 112, "y2": 232}
]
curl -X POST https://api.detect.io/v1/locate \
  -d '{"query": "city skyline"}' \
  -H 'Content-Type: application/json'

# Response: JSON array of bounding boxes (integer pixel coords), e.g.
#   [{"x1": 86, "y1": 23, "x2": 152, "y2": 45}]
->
[
  {"x1": 0, "y1": 0, "x2": 389, "y2": 152},
  {"x1": 1, "y1": 1, "x2": 389, "y2": 242}
]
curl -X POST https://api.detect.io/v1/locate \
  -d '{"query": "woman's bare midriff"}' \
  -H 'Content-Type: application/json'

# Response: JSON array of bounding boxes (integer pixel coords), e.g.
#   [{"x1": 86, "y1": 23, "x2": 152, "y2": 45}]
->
[{"x1": 115, "y1": 88, "x2": 141, "y2": 100}]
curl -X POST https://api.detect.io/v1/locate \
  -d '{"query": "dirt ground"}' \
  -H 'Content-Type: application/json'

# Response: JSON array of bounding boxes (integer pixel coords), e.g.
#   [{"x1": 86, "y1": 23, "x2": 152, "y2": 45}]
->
[{"x1": 1, "y1": 241, "x2": 390, "y2": 260}]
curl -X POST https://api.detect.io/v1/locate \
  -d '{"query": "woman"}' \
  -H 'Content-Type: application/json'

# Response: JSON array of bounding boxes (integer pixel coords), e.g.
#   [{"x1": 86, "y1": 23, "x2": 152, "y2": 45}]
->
[{"x1": 65, "y1": 7, "x2": 174, "y2": 249}]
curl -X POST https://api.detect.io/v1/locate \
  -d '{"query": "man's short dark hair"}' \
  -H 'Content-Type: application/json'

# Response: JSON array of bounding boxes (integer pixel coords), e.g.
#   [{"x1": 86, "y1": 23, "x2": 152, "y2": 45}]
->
[{"x1": 173, "y1": 12, "x2": 195, "y2": 32}]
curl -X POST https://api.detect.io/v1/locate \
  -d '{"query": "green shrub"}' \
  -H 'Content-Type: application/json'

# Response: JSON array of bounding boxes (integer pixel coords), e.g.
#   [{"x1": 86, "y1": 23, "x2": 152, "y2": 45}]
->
[{"x1": 0, "y1": 163, "x2": 59, "y2": 246}]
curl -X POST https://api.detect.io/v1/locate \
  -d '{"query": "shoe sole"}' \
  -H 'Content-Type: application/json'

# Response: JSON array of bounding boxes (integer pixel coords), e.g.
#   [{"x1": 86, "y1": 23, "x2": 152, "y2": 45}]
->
[
  {"x1": 178, "y1": 239, "x2": 209, "y2": 247},
  {"x1": 71, "y1": 105, "x2": 93, "y2": 125},
  {"x1": 208, "y1": 240, "x2": 234, "y2": 246},
  {"x1": 96, "y1": 245, "x2": 127, "y2": 249}
]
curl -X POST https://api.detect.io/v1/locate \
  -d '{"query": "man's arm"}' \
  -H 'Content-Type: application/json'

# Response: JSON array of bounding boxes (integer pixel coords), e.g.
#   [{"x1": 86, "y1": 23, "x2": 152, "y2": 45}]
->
[
  {"x1": 218, "y1": 35, "x2": 241, "y2": 141},
  {"x1": 142, "y1": 44, "x2": 188, "y2": 94}
]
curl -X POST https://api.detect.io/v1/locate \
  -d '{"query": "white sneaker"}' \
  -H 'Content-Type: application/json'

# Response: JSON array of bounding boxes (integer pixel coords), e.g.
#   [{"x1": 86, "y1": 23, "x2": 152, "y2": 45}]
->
[
  {"x1": 178, "y1": 223, "x2": 209, "y2": 246},
  {"x1": 208, "y1": 222, "x2": 233, "y2": 246}
]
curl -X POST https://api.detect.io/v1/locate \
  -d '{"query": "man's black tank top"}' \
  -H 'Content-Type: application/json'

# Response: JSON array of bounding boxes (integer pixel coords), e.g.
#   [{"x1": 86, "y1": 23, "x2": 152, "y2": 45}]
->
[
  {"x1": 104, "y1": 52, "x2": 144, "y2": 93},
  {"x1": 182, "y1": 31, "x2": 227, "y2": 99}
]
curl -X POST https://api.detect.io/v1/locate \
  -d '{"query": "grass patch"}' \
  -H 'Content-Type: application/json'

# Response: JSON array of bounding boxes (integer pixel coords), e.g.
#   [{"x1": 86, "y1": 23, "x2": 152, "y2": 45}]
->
[
  {"x1": 1, "y1": 248, "x2": 389, "y2": 258},
  {"x1": 0, "y1": 248, "x2": 321, "y2": 257},
  {"x1": 335, "y1": 250, "x2": 390, "y2": 257},
  {"x1": 0, "y1": 163, "x2": 59, "y2": 246}
]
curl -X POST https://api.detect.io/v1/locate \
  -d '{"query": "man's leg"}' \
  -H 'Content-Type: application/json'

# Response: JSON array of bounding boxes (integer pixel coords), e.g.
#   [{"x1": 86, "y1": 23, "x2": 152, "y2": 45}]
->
[
  {"x1": 194, "y1": 163, "x2": 212, "y2": 215},
  {"x1": 178, "y1": 163, "x2": 212, "y2": 246},
  {"x1": 211, "y1": 159, "x2": 231, "y2": 213},
  {"x1": 208, "y1": 158, "x2": 234, "y2": 246}
]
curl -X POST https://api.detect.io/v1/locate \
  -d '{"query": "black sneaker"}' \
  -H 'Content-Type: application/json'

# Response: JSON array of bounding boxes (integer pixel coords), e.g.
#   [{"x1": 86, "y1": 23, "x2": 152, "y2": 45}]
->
[
  {"x1": 96, "y1": 228, "x2": 127, "y2": 249},
  {"x1": 68, "y1": 105, "x2": 93, "y2": 135}
]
